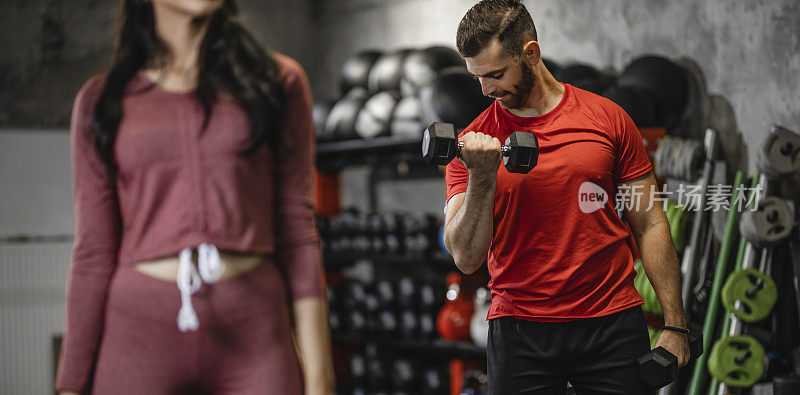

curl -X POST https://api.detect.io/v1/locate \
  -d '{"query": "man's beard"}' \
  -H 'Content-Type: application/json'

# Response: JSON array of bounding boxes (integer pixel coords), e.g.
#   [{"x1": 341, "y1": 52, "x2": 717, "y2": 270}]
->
[{"x1": 499, "y1": 61, "x2": 535, "y2": 110}]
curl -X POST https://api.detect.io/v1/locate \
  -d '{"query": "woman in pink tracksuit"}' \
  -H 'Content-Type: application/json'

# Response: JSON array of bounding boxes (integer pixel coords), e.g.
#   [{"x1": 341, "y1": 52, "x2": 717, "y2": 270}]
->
[{"x1": 54, "y1": 1, "x2": 334, "y2": 394}]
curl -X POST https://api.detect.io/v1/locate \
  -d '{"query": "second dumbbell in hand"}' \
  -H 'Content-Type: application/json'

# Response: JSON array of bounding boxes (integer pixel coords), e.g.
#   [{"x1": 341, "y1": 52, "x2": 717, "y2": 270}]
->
[{"x1": 422, "y1": 122, "x2": 539, "y2": 174}]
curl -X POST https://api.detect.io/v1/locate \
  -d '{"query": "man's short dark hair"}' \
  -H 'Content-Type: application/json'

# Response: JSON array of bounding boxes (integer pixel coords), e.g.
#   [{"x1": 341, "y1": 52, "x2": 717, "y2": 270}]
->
[{"x1": 456, "y1": 0, "x2": 538, "y2": 59}]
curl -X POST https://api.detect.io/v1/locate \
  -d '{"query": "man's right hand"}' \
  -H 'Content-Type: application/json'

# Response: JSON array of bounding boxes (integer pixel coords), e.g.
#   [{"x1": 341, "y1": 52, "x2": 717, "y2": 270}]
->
[{"x1": 459, "y1": 131, "x2": 502, "y2": 180}]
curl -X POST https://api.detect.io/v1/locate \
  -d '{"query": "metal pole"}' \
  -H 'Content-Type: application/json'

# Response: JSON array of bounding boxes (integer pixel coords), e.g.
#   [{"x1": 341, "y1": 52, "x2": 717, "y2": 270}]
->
[{"x1": 686, "y1": 171, "x2": 745, "y2": 395}]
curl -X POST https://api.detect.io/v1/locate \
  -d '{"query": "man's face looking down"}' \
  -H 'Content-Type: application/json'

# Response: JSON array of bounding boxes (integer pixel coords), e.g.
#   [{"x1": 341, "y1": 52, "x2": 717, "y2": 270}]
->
[{"x1": 465, "y1": 38, "x2": 535, "y2": 110}]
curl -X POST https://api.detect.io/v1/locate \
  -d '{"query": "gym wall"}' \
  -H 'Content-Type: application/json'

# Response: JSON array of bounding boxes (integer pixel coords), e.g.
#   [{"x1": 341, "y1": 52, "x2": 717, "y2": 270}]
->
[
  {"x1": 305, "y1": 0, "x2": 800, "y2": 177},
  {"x1": 0, "y1": 0, "x2": 313, "y2": 127}
]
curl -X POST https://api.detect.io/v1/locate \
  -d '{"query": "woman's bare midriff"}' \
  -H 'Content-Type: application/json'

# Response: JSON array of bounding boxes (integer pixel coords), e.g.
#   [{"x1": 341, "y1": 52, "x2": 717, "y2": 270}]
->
[{"x1": 133, "y1": 250, "x2": 268, "y2": 281}]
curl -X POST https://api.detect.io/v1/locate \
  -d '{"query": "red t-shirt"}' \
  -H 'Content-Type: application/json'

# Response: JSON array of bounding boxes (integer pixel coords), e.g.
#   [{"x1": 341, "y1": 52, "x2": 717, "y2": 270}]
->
[{"x1": 445, "y1": 83, "x2": 652, "y2": 321}]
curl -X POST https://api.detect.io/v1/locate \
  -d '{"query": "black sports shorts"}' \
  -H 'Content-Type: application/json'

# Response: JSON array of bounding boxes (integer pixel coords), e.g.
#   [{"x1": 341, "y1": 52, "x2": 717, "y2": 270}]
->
[{"x1": 487, "y1": 305, "x2": 654, "y2": 395}]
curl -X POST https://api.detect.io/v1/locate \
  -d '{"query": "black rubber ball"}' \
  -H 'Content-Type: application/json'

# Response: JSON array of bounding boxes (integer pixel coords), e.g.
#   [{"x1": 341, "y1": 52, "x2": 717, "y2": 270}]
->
[
  {"x1": 367, "y1": 49, "x2": 414, "y2": 94},
  {"x1": 339, "y1": 50, "x2": 382, "y2": 96},
  {"x1": 401, "y1": 46, "x2": 465, "y2": 95},
  {"x1": 429, "y1": 66, "x2": 493, "y2": 129},
  {"x1": 617, "y1": 55, "x2": 689, "y2": 126},
  {"x1": 602, "y1": 85, "x2": 658, "y2": 128}
]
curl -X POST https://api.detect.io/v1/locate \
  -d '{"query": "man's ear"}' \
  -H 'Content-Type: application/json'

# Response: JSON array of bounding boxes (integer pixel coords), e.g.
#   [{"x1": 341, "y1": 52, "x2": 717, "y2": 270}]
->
[{"x1": 522, "y1": 40, "x2": 541, "y2": 66}]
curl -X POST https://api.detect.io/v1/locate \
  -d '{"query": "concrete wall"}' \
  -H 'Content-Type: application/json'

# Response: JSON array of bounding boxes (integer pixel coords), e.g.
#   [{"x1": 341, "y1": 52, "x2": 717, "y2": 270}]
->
[
  {"x1": 307, "y1": 0, "x2": 800, "y2": 177},
  {"x1": 0, "y1": 0, "x2": 313, "y2": 127}
]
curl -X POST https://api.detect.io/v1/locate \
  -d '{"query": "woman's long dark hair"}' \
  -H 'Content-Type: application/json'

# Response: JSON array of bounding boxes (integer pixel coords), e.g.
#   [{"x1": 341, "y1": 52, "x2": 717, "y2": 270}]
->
[{"x1": 93, "y1": 0, "x2": 286, "y2": 181}]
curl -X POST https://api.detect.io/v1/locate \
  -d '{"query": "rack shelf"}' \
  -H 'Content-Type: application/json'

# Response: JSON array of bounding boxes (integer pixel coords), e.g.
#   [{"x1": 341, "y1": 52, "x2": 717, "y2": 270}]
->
[
  {"x1": 332, "y1": 334, "x2": 486, "y2": 361},
  {"x1": 316, "y1": 136, "x2": 426, "y2": 172}
]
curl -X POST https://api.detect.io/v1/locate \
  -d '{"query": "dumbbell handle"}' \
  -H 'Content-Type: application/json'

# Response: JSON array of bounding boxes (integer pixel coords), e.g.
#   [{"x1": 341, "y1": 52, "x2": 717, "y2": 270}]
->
[{"x1": 455, "y1": 140, "x2": 513, "y2": 157}]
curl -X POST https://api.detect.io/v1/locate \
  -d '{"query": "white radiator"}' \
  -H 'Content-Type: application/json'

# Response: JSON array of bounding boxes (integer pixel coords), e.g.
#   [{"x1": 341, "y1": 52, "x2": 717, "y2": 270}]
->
[{"x1": 0, "y1": 242, "x2": 71, "y2": 395}]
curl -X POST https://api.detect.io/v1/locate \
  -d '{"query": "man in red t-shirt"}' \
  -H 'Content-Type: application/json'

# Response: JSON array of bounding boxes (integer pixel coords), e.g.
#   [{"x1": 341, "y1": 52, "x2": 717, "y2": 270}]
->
[{"x1": 444, "y1": 1, "x2": 689, "y2": 393}]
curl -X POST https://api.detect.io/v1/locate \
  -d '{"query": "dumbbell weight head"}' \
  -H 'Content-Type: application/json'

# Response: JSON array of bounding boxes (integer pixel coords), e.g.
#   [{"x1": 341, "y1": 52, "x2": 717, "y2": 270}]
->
[
  {"x1": 346, "y1": 309, "x2": 368, "y2": 335},
  {"x1": 377, "y1": 310, "x2": 398, "y2": 335},
  {"x1": 739, "y1": 196, "x2": 795, "y2": 248},
  {"x1": 707, "y1": 335, "x2": 766, "y2": 388},
  {"x1": 366, "y1": 357, "x2": 390, "y2": 390},
  {"x1": 398, "y1": 309, "x2": 418, "y2": 340},
  {"x1": 328, "y1": 309, "x2": 341, "y2": 333},
  {"x1": 350, "y1": 353, "x2": 367, "y2": 386},
  {"x1": 382, "y1": 213, "x2": 400, "y2": 233},
  {"x1": 344, "y1": 281, "x2": 367, "y2": 309},
  {"x1": 422, "y1": 122, "x2": 459, "y2": 165},
  {"x1": 637, "y1": 323, "x2": 703, "y2": 389},
  {"x1": 333, "y1": 235, "x2": 352, "y2": 255},
  {"x1": 371, "y1": 235, "x2": 386, "y2": 255},
  {"x1": 420, "y1": 366, "x2": 446, "y2": 395},
  {"x1": 688, "y1": 322, "x2": 703, "y2": 361},
  {"x1": 418, "y1": 282, "x2": 439, "y2": 312},
  {"x1": 637, "y1": 347, "x2": 678, "y2": 389},
  {"x1": 384, "y1": 234, "x2": 400, "y2": 255},
  {"x1": 391, "y1": 359, "x2": 417, "y2": 391},
  {"x1": 353, "y1": 211, "x2": 370, "y2": 233},
  {"x1": 418, "y1": 312, "x2": 436, "y2": 339},
  {"x1": 403, "y1": 233, "x2": 429, "y2": 254},
  {"x1": 368, "y1": 213, "x2": 385, "y2": 233},
  {"x1": 504, "y1": 131, "x2": 539, "y2": 173},
  {"x1": 397, "y1": 277, "x2": 416, "y2": 309},
  {"x1": 376, "y1": 280, "x2": 396, "y2": 310},
  {"x1": 401, "y1": 212, "x2": 430, "y2": 234},
  {"x1": 351, "y1": 234, "x2": 371, "y2": 255}
]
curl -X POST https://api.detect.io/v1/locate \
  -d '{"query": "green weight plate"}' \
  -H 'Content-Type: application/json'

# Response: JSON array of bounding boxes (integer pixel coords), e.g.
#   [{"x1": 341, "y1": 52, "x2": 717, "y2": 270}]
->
[
  {"x1": 665, "y1": 199, "x2": 688, "y2": 252},
  {"x1": 634, "y1": 260, "x2": 662, "y2": 314},
  {"x1": 707, "y1": 335, "x2": 765, "y2": 388},
  {"x1": 721, "y1": 268, "x2": 778, "y2": 322}
]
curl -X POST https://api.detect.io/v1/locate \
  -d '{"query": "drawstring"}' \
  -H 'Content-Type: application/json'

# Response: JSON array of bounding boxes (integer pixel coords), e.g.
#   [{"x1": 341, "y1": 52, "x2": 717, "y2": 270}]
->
[
  {"x1": 197, "y1": 243, "x2": 223, "y2": 282},
  {"x1": 176, "y1": 243, "x2": 224, "y2": 332}
]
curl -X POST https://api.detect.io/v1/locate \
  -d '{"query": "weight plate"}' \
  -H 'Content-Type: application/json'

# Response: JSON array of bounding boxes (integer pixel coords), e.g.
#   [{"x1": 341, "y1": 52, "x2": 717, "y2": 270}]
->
[
  {"x1": 721, "y1": 268, "x2": 778, "y2": 323},
  {"x1": 739, "y1": 196, "x2": 795, "y2": 248},
  {"x1": 756, "y1": 125, "x2": 800, "y2": 178},
  {"x1": 707, "y1": 335, "x2": 765, "y2": 388}
]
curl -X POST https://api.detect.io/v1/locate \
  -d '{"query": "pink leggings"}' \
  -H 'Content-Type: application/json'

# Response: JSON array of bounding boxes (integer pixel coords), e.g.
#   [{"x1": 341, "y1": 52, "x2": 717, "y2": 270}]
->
[{"x1": 90, "y1": 260, "x2": 303, "y2": 395}]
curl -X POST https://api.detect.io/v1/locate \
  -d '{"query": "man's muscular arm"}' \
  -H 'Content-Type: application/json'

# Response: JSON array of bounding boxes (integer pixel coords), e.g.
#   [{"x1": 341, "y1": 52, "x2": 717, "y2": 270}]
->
[
  {"x1": 443, "y1": 132, "x2": 501, "y2": 275},
  {"x1": 622, "y1": 171, "x2": 690, "y2": 366}
]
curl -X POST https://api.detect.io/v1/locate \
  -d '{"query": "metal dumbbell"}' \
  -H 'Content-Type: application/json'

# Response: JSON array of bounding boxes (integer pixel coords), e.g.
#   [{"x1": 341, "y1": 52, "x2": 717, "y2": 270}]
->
[
  {"x1": 421, "y1": 122, "x2": 539, "y2": 173},
  {"x1": 637, "y1": 322, "x2": 703, "y2": 389}
]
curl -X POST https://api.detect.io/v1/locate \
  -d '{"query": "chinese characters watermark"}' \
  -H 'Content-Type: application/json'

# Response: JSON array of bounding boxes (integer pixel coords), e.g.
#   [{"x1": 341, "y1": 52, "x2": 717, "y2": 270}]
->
[{"x1": 578, "y1": 182, "x2": 763, "y2": 213}]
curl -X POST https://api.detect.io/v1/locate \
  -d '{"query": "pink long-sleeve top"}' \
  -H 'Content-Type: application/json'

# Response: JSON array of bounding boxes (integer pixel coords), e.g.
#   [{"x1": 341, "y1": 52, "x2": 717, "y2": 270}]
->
[{"x1": 55, "y1": 53, "x2": 325, "y2": 392}]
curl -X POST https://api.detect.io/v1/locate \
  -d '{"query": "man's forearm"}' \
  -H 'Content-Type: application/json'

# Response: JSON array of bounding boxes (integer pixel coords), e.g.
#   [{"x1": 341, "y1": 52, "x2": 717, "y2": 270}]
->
[
  {"x1": 444, "y1": 174, "x2": 496, "y2": 274},
  {"x1": 636, "y1": 222, "x2": 687, "y2": 327}
]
